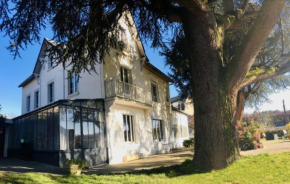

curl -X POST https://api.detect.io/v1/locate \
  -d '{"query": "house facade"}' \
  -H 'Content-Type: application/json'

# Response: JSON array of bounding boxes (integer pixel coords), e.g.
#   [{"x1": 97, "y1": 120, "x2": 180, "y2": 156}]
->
[
  {"x1": 171, "y1": 97, "x2": 194, "y2": 147},
  {"x1": 7, "y1": 13, "x2": 187, "y2": 167}
]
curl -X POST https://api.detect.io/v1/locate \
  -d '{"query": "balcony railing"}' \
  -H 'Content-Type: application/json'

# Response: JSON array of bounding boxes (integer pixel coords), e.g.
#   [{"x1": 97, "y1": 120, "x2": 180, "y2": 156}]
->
[{"x1": 105, "y1": 79, "x2": 152, "y2": 105}]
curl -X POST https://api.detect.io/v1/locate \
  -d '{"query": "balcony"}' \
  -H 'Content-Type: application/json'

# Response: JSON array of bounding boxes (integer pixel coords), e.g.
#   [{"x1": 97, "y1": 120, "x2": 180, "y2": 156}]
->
[{"x1": 105, "y1": 79, "x2": 152, "y2": 107}]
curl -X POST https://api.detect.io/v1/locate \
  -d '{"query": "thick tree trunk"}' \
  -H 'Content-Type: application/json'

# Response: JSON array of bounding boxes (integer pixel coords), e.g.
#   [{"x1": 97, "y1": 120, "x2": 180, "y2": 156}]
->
[
  {"x1": 236, "y1": 92, "x2": 246, "y2": 122},
  {"x1": 181, "y1": 10, "x2": 239, "y2": 171}
]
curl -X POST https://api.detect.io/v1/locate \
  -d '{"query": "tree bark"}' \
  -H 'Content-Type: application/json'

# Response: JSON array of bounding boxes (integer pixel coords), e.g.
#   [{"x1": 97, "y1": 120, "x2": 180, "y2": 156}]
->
[
  {"x1": 181, "y1": 9, "x2": 239, "y2": 171},
  {"x1": 236, "y1": 92, "x2": 246, "y2": 122}
]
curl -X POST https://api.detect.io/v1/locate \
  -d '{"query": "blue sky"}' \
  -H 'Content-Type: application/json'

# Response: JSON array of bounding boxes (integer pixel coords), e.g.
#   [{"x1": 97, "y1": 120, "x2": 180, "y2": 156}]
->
[{"x1": 1, "y1": 28, "x2": 289, "y2": 118}]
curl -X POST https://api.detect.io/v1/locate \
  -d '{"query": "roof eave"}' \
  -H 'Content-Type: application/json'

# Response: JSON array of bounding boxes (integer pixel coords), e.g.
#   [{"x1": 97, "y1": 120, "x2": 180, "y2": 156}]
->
[{"x1": 18, "y1": 74, "x2": 36, "y2": 88}]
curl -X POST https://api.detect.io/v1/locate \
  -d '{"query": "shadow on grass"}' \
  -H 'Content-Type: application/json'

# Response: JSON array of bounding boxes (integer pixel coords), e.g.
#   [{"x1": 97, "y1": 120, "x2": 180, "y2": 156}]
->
[{"x1": 95, "y1": 159, "x2": 203, "y2": 178}]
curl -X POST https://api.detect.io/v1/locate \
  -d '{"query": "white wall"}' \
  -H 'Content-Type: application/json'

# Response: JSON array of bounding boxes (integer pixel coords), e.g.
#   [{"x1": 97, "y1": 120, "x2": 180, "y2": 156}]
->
[
  {"x1": 22, "y1": 79, "x2": 39, "y2": 114},
  {"x1": 103, "y1": 16, "x2": 172, "y2": 164},
  {"x1": 171, "y1": 110, "x2": 189, "y2": 148},
  {"x1": 63, "y1": 64, "x2": 104, "y2": 100},
  {"x1": 105, "y1": 103, "x2": 171, "y2": 164},
  {"x1": 21, "y1": 46, "x2": 104, "y2": 114}
]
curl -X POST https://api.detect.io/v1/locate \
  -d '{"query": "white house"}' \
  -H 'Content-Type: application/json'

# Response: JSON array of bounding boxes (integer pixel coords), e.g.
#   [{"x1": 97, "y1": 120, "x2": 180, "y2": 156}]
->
[
  {"x1": 171, "y1": 96, "x2": 194, "y2": 148},
  {"x1": 8, "y1": 13, "x2": 190, "y2": 167}
]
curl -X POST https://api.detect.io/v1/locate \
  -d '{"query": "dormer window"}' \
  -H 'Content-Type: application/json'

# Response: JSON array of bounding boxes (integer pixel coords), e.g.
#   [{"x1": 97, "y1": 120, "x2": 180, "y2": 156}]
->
[{"x1": 119, "y1": 27, "x2": 128, "y2": 50}]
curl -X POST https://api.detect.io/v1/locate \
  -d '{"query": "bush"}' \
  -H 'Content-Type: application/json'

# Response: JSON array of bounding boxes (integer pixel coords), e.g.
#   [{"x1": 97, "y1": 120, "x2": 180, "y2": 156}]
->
[
  {"x1": 286, "y1": 122, "x2": 290, "y2": 133},
  {"x1": 265, "y1": 130, "x2": 285, "y2": 138},
  {"x1": 183, "y1": 138, "x2": 194, "y2": 148},
  {"x1": 237, "y1": 119, "x2": 261, "y2": 151},
  {"x1": 65, "y1": 159, "x2": 87, "y2": 169}
]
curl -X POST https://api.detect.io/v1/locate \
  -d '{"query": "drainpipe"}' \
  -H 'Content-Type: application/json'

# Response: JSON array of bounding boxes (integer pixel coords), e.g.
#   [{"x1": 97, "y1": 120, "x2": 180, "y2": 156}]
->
[
  {"x1": 34, "y1": 73, "x2": 41, "y2": 107},
  {"x1": 102, "y1": 100, "x2": 109, "y2": 164},
  {"x1": 63, "y1": 68, "x2": 65, "y2": 99}
]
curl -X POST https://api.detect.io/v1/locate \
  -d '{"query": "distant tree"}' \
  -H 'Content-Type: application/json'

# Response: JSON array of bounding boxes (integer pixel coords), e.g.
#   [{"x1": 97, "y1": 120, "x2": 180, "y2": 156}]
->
[
  {"x1": 0, "y1": 0, "x2": 288, "y2": 171},
  {"x1": 0, "y1": 105, "x2": 6, "y2": 123}
]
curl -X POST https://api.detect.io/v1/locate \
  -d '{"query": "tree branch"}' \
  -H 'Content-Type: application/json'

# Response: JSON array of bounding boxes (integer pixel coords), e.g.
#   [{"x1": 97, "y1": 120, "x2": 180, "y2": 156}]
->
[
  {"x1": 140, "y1": 0, "x2": 183, "y2": 23},
  {"x1": 278, "y1": 17, "x2": 285, "y2": 54},
  {"x1": 226, "y1": 0, "x2": 286, "y2": 92},
  {"x1": 223, "y1": 0, "x2": 234, "y2": 14},
  {"x1": 240, "y1": 60, "x2": 290, "y2": 89},
  {"x1": 240, "y1": 0, "x2": 249, "y2": 14}
]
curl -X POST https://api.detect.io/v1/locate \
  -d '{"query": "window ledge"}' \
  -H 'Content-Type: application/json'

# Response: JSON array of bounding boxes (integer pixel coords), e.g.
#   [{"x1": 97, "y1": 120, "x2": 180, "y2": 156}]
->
[
  {"x1": 67, "y1": 91, "x2": 79, "y2": 98},
  {"x1": 123, "y1": 142, "x2": 139, "y2": 148}
]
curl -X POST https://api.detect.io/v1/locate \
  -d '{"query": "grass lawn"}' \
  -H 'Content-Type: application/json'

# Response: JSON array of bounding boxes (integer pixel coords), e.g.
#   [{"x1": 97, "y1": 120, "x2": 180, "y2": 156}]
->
[
  {"x1": 260, "y1": 138, "x2": 289, "y2": 143},
  {"x1": 1, "y1": 152, "x2": 290, "y2": 184}
]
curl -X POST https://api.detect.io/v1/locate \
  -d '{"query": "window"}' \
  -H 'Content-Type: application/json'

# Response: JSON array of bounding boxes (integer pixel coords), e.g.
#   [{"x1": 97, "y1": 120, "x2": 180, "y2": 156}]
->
[
  {"x1": 120, "y1": 67, "x2": 131, "y2": 84},
  {"x1": 120, "y1": 28, "x2": 128, "y2": 50},
  {"x1": 68, "y1": 72, "x2": 78, "y2": 95},
  {"x1": 151, "y1": 83, "x2": 158, "y2": 102},
  {"x1": 26, "y1": 95, "x2": 31, "y2": 112},
  {"x1": 120, "y1": 67, "x2": 131, "y2": 95},
  {"x1": 48, "y1": 82, "x2": 54, "y2": 103},
  {"x1": 152, "y1": 119, "x2": 163, "y2": 141},
  {"x1": 123, "y1": 115, "x2": 134, "y2": 142},
  {"x1": 34, "y1": 90, "x2": 39, "y2": 109}
]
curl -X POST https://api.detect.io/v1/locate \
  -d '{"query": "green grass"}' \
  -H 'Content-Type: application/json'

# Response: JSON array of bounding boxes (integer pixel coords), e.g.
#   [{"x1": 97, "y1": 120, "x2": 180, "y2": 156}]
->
[
  {"x1": 1, "y1": 152, "x2": 290, "y2": 184},
  {"x1": 260, "y1": 138, "x2": 289, "y2": 143}
]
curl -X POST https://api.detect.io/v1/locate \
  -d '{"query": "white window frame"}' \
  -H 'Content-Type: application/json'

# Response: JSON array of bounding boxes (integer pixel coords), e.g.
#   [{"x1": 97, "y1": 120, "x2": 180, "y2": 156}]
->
[
  {"x1": 123, "y1": 115, "x2": 135, "y2": 143},
  {"x1": 48, "y1": 81, "x2": 54, "y2": 103},
  {"x1": 68, "y1": 72, "x2": 78, "y2": 95},
  {"x1": 26, "y1": 94, "x2": 31, "y2": 113},
  {"x1": 120, "y1": 67, "x2": 131, "y2": 84},
  {"x1": 152, "y1": 119, "x2": 164, "y2": 141},
  {"x1": 34, "y1": 89, "x2": 40, "y2": 109}
]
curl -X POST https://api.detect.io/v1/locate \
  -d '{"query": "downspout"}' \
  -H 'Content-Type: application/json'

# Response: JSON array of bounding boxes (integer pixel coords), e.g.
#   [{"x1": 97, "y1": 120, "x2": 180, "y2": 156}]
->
[
  {"x1": 34, "y1": 73, "x2": 41, "y2": 107},
  {"x1": 63, "y1": 68, "x2": 65, "y2": 99}
]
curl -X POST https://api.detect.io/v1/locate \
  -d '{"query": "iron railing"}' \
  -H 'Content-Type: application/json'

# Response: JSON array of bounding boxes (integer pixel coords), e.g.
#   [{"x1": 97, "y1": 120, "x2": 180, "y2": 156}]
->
[{"x1": 105, "y1": 79, "x2": 152, "y2": 105}]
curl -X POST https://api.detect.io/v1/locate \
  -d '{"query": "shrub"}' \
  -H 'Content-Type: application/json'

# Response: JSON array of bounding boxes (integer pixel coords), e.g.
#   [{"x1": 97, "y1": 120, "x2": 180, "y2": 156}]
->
[
  {"x1": 237, "y1": 120, "x2": 261, "y2": 151},
  {"x1": 265, "y1": 130, "x2": 285, "y2": 138},
  {"x1": 183, "y1": 138, "x2": 194, "y2": 148},
  {"x1": 66, "y1": 159, "x2": 87, "y2": 169},
  {"x1": 286, "y1": 122, "x2": 290, "y2": 133}
]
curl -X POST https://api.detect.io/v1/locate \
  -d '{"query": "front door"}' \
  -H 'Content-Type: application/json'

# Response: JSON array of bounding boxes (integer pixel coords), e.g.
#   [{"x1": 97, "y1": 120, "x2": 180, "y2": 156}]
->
[{"x1": 0, "y1": 126, "x2": 6, "y2": 157}]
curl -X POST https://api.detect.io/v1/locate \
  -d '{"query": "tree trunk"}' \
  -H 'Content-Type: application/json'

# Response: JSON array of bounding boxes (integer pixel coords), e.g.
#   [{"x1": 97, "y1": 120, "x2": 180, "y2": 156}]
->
[
  {"x1": 181, "y1": 10, "x2": 239, "y2": 171},
  {"x1": 236, "y1": 92, "x2": 246, "y2": 122}
]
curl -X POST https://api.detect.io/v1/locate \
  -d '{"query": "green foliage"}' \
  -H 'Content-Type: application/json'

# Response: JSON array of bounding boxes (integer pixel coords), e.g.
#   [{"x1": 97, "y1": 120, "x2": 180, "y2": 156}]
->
[
  {"x1": 0, "y1": 105, "x2": 6, "y2": 123},
  {"x1": 183, "y1": 138, "x2": 195, "y2": 148},
  {"x1": 286, "y1": 122, "x2": 290, "y2": 133},
  {"x1": 237, "y1": 119, "x2": 261, "y2": 151},
  {"x1": 65, "y1": 159, "x2": 87, "y2": 170},
  {"x1": 265, "y1": 130, "x2": 285, "y2": 138}
]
